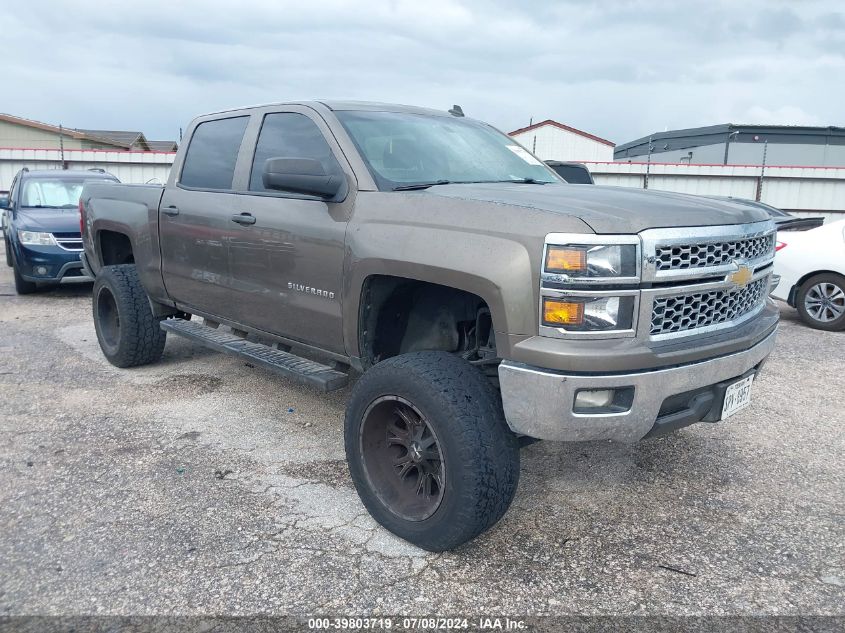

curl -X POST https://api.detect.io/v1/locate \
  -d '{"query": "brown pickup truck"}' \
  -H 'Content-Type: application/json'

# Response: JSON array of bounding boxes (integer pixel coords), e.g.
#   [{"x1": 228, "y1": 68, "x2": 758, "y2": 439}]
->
[{"x1": 80, "y1": 101, "x2": 779, "y2": 550}]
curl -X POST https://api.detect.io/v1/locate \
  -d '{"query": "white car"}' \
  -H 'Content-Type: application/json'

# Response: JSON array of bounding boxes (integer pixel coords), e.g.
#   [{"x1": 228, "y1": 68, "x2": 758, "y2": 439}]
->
[{"x1": 771, "y1": 219, "x2": 845, "y2": 331}]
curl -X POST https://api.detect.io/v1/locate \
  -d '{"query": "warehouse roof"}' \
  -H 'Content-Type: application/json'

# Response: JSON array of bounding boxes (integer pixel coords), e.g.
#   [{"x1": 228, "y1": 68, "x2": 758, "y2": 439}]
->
[
  {"x1": 76, "y1": 129, "x2": 151, "y2": 150},
  {"x1": 616, "y1": 123, "x2": 845, "y2": 158},
  {"x1": 509, "y1": 119, "x2": 615, "y2": 147},
  {"x1": 0, "y1": 113, "x2": 128, "y2": 149},
  {"x1": 0, "y1": 113, "x2": 176, "y2": 152}
]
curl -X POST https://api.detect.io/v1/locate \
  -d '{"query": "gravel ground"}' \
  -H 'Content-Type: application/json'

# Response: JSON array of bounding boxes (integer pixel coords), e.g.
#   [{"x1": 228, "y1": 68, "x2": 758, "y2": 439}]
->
[{"x1": 0, "y1": 243, "x2": 843, "y2": 620}]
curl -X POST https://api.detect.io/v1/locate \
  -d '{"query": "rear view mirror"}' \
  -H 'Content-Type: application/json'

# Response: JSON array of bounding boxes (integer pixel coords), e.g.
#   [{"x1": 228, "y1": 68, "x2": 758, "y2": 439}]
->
[{"x1": 262, "y1": 157, "x2": 342, "y2": 199}]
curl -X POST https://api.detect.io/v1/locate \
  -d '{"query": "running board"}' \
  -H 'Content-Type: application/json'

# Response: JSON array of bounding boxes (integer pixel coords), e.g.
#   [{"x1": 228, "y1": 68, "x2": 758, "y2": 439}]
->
[{"x1": 160, "y1": 318, "x2": 348, "y2": 392}]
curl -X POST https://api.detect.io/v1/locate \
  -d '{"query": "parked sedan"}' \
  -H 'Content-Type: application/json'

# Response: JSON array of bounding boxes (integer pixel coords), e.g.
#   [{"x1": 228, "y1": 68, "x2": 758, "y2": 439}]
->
[
  {"x1": 771, "y1": 219, "x2": 845, "y2": 331},
  {"x1": 545, "y1": 161, "x2": 594, "y2": 184}
]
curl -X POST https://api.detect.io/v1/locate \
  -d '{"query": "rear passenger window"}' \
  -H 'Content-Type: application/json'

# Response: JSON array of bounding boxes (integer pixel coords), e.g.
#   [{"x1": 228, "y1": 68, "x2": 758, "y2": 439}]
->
[
  {"x1": 180, "y1": 116, "x2": 249, "y2": 190},
  {"x1": 249, "y1": 113, "x2": 342, "y2": 192}
]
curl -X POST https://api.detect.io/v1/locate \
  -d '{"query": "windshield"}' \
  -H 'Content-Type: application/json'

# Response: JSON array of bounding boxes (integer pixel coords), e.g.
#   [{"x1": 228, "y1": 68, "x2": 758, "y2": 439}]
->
[
  {"x1": 335, "y1": 111, "x2": 559, "y2": 190},
  {"x1": 21, "y1": 178, "x2": 112, "y2": 208}
]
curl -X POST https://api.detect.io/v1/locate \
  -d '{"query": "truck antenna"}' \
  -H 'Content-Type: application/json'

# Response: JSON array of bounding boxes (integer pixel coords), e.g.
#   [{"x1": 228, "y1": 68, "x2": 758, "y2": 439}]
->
[{"x1": 448, "y1": 105, "x2": 464, "y2": 117}]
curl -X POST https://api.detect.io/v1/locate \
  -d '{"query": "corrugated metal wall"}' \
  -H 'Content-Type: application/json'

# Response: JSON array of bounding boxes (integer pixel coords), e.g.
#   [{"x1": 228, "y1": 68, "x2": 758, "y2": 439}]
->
[
  {"x1": 2, "y1": 148, "x2": 843, "y2": 222},
  {"x1": 0, "y1": 148, "x2": 174, "y2": 189},
  {"x1": 585, "y1": 161, "x2": 845, "y2": 222}
]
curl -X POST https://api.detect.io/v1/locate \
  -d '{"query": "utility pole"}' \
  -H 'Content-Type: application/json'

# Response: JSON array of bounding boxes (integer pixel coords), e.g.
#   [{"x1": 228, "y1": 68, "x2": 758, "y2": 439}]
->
[
  {"x1": 644, "y1": 135, "x2": 654, "y2": 189},
  {"x1": 756, "y1": 140, "x2": 768, "y2": 202},
  {"x1": 724, "y1": 130, "x2": 739, "y2": 165},
  {"x1": 59, "y1": 124, "x2": 66, "y2": 169}
]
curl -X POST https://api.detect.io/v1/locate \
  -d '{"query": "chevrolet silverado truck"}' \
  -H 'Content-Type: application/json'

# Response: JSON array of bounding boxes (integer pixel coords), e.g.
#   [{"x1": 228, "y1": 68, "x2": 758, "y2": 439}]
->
[{"x1": 80, "y1": 102, "x2": 779, "y2": 551}]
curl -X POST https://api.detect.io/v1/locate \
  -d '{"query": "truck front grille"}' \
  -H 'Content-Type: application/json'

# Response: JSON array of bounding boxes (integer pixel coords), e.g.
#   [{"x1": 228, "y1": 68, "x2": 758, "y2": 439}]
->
[
  {"x1": 650, "y1": 276, "x2": 769, "y2": 336},
  {"x1": 655, "y1": 234, "x2": 775, "y2": 272}
]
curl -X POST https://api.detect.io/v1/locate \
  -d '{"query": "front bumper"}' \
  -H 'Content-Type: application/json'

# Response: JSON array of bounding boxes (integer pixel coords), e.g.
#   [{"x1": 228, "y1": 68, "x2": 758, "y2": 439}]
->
[
  {"x1": 498, "y1": 328, "x2": 777, "y2": 443},
  {"x1": 16, "y1": 244, "x2": 90, "y2": 283}
]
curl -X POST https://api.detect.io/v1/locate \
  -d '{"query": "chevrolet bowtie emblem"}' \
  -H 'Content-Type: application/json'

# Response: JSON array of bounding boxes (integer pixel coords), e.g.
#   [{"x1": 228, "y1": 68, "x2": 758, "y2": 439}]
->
[{"x1": 728, "y1": 265, "x2": 753, "y2": 288}]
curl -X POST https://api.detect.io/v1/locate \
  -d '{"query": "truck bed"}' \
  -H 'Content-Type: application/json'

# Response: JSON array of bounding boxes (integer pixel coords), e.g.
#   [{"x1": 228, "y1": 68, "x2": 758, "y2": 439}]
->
[{"x1": 81, "y1": 182, "x2": 167, "y2": 301}]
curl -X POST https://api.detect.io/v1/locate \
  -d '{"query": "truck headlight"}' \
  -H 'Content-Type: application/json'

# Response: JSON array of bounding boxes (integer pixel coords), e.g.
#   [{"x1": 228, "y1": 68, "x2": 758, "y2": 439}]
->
[
  {"x1": 545, "y1": 244, "x2": 637, "y2": 279},
  {"x1": 18, "y1": 230, "x2": 57, "y2": 246},
  {"x1": 542, "y1": 295, "x2": 636, "y2": 332}
]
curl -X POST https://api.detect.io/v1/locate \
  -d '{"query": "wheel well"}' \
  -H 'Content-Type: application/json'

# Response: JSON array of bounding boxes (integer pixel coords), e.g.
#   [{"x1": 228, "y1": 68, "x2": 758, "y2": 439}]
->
[
  {"x1": 789, "y1": 270, "x2": 845, "y2": 306},
  {"x1": 358, "y1": 276, "x2": 496, "y2": 369},
  {"x1": 98, "y1": 230, "x2": 134, "y2": 266}
]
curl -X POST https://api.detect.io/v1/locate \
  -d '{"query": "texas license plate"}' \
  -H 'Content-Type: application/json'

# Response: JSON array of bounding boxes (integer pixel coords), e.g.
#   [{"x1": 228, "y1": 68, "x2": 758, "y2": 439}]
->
[{"x1": 721, "y1": 375, "x2": 754, "y2": 420}]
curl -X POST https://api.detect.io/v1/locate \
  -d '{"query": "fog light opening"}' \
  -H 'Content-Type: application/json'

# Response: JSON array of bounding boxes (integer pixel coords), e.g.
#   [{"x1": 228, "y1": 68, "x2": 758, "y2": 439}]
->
[
  {"x1": 574, "y1": 389, "x2": 614, "y2": 410},
  {"x1": 35, "y1": 266, "x2": 49, "y2": 276},
  {"x1": 573, "y1": 387, "x2": 635, "y2": 414}
]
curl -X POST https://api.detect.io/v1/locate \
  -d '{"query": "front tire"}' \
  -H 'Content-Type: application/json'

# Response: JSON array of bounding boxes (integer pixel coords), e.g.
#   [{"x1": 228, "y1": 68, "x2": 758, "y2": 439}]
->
[
  {"x1": 796, "y1": 273, "x2": 845, "y2": 331},
  {"x1": 345, "y1": 352, "x2": 519, "y2": 551},
  {"x1": 11, "y1": 252, "x2": 37, "y2": 295},
  {"x1": 92, "y1": 264, "x2": 167, "y2": 367}
]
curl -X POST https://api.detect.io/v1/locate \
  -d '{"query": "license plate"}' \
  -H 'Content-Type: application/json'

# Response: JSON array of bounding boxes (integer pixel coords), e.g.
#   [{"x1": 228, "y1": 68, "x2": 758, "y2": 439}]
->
[{"x1": 721, "y1": 375, "x2": 754, "y2": 420}]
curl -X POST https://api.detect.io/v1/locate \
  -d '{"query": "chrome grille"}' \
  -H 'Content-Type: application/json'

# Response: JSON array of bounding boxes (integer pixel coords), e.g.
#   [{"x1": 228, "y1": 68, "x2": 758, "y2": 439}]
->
[
  {"x1": 655, "y1": 234, "x2": 775, "y2": 271},
  {"x1": 650, "y1": 276, "x2": 769, "y2": 336},
  {"x1": 53, "y1": 233, "x2": 83, "y2": 252}
]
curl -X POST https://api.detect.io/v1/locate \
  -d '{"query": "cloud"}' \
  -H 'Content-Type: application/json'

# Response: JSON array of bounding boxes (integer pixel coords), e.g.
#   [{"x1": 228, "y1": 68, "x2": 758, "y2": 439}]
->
[
  {"x1": 742, "y1": 106, "x2": 824, "y2": 126},
  {"x1": 2, "y1": 0, "x2": 843, "y2": 144}
]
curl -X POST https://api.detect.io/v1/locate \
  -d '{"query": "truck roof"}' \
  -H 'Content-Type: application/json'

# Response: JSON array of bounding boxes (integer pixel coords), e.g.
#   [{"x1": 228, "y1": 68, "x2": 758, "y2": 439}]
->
[{"x1": 199, "y1": 100, "x2": 455, "y2": 119}]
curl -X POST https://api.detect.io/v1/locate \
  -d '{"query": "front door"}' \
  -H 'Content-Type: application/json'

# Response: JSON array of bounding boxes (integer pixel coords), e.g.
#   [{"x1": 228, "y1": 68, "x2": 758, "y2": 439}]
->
[{"x1": 225, "y1": 109, "x2": 351, "y2": 355}]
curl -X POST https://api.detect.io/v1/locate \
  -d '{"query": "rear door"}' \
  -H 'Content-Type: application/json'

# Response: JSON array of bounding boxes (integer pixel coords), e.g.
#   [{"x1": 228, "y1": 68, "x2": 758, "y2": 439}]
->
[
  {"x1": 159, "y1": 115, "x2": 250, "y2": 316},
  {"x1": 226, "y1": 106, "x2": 354, "y2": 354}
]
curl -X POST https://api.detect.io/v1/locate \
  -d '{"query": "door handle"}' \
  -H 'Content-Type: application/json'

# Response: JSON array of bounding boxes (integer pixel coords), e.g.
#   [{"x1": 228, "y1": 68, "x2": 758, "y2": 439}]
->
[
  {"x1": 231, "y1": 213, "x2": 256, "y2": 225},
  {"x1": 162, "y1": 206, "x2": 180, "y2": 216}
]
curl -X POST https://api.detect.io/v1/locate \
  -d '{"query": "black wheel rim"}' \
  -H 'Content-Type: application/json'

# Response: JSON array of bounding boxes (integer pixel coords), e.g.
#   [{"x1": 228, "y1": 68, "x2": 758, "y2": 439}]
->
[
  {"x1": 96, "y1": 286, "x2": 121, "y2": 349},
  {"x1": 359, "y1": 396, "x2": 445, "y2": 522}
]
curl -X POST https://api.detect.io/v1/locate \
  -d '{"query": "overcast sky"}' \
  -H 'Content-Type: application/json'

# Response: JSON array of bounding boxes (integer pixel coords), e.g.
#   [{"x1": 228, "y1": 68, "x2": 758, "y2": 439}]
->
[{"x1": 3, "y1": 0, "x2": 843, "y2": 145}]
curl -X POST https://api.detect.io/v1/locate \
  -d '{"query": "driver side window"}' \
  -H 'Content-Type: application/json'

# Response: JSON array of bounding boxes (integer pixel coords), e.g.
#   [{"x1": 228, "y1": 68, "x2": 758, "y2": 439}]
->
[{"x1": 249, "y1": 113, "x2": 342, "y2": 193}]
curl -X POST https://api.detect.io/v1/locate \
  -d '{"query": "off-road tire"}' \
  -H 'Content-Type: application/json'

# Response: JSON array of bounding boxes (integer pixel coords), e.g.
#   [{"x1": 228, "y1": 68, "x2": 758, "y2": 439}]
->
[
  {"x1": 92, "y1": 264, "x2": 167, "y2": 367},
  {"x1": 796, "y1": 272, "x2": 845, "y2": 332},
  {"x1": 345, "y1": 351, "x2": 519, "y2": 551},
  {"x1": 11, "y1": 251, "x2": 37, "y2": 294}
]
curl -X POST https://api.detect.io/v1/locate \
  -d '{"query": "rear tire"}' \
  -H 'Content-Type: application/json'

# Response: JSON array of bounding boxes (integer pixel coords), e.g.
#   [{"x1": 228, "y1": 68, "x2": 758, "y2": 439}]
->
[
  {"x1": 345, "y1": 351, "x2": 519, "y2": 551},
  {"x1": 92, "y1": 264, "x2": 167, "y2": 367},
  {"x1": 796, "y1": 273, "x2": 845, "y2": 331},
  {"x1": 4, "y1": 237, "x2": 12, "y2": 267}
]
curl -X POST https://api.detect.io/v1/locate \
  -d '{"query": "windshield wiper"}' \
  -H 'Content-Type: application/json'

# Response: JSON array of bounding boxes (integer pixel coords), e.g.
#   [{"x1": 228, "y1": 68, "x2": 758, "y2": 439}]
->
[
  {"x1": 392, "y1": 178, "x2": 552, "y2": 191},
  {"x1": 393, "y1": 180, "x2": 452, "y2": 191},
  {"x1": 500, "y1": 178, "x2": 551, "y2": 184},
  {"x1": 22, "y1": 205, "x2": 63, "y2": 209}
]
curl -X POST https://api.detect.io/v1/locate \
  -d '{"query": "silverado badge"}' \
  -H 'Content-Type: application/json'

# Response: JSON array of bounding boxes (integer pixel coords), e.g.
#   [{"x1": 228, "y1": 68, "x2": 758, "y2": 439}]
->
[{"x1": 727, "y1": 265, "x2": 753, "y2": 289}]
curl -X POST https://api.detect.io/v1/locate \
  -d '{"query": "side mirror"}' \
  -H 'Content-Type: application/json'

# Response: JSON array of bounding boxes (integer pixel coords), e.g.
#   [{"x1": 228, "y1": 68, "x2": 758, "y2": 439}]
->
[
  {"x1": 262, "y1": 158, "x2": 341, "y2": 199},
  {"x1": 0, "y1": 194, "x2": 9, "y2": 210}
]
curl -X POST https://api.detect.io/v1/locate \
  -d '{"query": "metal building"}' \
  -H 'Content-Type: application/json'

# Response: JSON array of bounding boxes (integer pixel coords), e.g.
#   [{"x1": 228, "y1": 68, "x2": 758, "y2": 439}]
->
[
  {"x1": 509, "y1": 120, "x2": 615, "y2": 162},
  {"x1": 615, "y1": 124, "x2": 845, "y2": 167}
]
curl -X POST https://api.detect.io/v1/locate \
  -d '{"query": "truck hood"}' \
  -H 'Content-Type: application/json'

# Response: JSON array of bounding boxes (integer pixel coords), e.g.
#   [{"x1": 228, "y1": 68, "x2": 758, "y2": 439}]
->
[
  {"x1": 15, "y1": 208, "x2": 80, "y2": 234},
  {"x1": 421, "y1": 183, "x2": 769, "y2": 234}
]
